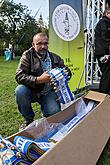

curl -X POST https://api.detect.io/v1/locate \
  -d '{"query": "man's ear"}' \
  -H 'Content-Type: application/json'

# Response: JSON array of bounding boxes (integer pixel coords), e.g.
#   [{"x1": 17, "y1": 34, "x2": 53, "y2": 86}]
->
[{"x1": 32, "y1": 42, "x2": 34, "y2": 48}]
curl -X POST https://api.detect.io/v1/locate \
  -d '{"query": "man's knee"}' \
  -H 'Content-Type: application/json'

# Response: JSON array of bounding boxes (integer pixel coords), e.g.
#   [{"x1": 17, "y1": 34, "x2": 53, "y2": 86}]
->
[{"x1": 15, "y1": 85, "x2": 31, "y2": 97}]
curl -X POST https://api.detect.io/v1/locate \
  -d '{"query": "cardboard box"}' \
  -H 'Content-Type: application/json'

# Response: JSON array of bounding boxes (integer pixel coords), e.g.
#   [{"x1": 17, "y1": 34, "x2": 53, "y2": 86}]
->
[{"x1": 8, "y1": 90, "x2": 110, "y2": 165}]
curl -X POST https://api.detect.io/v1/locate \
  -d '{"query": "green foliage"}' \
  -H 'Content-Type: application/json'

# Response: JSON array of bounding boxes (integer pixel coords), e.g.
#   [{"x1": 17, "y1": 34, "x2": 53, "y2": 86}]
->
[
  {"x1": 15, "y1": 21, "x2": 42, "y2": 56},
  {"x1": 0, "y1": 0, "x2": 31, "y2": 44},
  {"x1": 0, "y1": 0, "x2": 48, "y2": 58},
  {"x1": 0, "y1": 57, "x2": 41, "y2": 137}
]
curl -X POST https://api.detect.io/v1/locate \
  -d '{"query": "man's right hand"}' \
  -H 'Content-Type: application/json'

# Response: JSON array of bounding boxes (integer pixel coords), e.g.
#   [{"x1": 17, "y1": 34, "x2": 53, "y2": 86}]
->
[{"x1": 36, "y1": 72, "x2": 51, "y2": 84}]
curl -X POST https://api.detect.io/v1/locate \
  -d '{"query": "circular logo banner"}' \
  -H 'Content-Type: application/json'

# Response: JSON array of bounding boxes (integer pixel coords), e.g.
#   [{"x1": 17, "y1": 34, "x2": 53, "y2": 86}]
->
[{"x1": 52, "y1": 4, "x2": 80, "y2": 41}]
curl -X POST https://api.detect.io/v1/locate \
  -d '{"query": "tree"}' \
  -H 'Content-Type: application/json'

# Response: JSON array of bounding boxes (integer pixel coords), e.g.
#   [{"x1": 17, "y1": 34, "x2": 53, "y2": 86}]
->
[
  {"x1": 0, "y1": 0, "x2": 35, "y2": 59},
  {"x1": 15, "y1": 18, "x2": 42, "y2": 56},
  {"x1": 0, "y1": 0, "x2": 49, "y2": 59}
]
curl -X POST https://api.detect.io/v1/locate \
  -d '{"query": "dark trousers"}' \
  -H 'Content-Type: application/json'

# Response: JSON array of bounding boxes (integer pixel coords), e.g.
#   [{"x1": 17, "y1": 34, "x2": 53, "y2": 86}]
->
[{"x1": 98, "y1": 60, "x2": 110, "y2": 94}]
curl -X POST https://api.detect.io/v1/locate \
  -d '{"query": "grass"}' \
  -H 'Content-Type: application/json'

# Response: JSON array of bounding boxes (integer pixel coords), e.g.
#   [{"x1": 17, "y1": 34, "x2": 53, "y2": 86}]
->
[
  {"x1": 0, "y1": 56, "x2": 110, "y2": 164},
  {"x1": 0, "y1": 56, "x2": 41, "y2": 138},
  {"x1": 97, "y1": 140, "x2": 110, "y2": 165}
]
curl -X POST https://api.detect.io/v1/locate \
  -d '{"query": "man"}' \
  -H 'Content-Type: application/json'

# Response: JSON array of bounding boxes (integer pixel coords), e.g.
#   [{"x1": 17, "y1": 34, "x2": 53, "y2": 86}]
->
[
  {"x1": 15, "y1": 32, "x2": 72, "y2": 130},
  {"x1": 94, "y1": 9, "x2": 110, "y2": 94}
]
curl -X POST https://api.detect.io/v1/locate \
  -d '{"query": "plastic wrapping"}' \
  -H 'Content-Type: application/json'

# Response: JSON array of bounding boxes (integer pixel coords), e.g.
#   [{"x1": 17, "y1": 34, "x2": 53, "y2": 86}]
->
[
  {"x1": 26, "y1": 99, "x2": 95, "y2": 142},
  {"x1": 75, "y1": 98, "x2": 87, "y2": 117},
  {"x1": 26, "y1": 118, "x2": 66, "y2": 141},
  {"x1": 75, "y1": 98, "x2": 95, "y2": 117}
]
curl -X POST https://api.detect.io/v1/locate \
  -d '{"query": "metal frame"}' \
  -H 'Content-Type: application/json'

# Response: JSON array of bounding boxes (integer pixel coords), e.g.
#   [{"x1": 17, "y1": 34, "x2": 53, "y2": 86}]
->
[{"x1": 84, "y1": 0, "x2": 105, "y2": 86}]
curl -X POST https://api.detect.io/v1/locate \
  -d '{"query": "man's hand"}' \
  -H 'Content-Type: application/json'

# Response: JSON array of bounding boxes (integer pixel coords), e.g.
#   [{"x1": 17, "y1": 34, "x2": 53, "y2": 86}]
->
[
  {"x1": 36, "y1": 72, "x2": 51, "y2": 84},
  {"x1": 100, "y1": 55, "x2": 110, "y2": 63}
]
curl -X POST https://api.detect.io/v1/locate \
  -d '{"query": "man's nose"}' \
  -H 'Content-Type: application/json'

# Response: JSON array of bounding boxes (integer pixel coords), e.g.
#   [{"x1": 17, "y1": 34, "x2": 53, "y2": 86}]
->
[{"x1": 41, "y1": 44, "x2": 45, "y2": 48}]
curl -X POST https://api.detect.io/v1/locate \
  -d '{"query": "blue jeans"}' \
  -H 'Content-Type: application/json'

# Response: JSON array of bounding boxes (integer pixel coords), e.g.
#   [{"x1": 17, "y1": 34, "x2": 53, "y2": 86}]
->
[{"x1": 15, "y1": 85, "x2": 61, "y2": 121}]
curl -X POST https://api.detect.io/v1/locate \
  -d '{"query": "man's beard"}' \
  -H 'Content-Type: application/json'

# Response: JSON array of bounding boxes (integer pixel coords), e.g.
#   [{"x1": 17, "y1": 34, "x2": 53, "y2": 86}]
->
[
  {"x1": 37, "y1": 49, "x2": 48, "y2": 59},
  {"x1": 38, "y1": 49, "x2": 47, "y2": 56}
]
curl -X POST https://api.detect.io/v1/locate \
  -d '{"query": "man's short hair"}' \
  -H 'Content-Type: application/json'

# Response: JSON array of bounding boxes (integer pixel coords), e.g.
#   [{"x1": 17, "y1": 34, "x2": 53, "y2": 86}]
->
[{"x1": 33, "y1": 33, "x2": 48, "y2": 42}]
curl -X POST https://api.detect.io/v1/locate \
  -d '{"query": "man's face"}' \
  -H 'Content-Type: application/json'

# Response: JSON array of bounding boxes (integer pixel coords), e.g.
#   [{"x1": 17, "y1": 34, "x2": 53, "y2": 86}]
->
[{"x1": 32, "y1": 35, "x2": 48, "y2": 55}]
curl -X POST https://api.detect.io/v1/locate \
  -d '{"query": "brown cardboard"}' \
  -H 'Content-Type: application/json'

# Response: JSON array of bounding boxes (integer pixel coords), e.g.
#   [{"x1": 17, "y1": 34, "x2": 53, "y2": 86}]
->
[
  {"x1": 84, "y1": 90, "x2": 107, "y2": 102},
  {"x1": 8, "y1": 91, "x2": 110, "y2": 165}
]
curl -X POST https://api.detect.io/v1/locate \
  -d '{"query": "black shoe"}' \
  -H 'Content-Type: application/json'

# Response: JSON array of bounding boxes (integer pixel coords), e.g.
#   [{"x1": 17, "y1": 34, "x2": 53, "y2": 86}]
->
[{"x1": 19, "y1": 120, "x2": 33, "y2": 131}]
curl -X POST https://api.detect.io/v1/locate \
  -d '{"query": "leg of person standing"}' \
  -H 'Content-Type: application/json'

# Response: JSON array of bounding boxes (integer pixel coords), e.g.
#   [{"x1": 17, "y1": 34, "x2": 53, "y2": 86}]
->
[{"x1": 99, "y1": 62, "x2": 110, "y2": 94}]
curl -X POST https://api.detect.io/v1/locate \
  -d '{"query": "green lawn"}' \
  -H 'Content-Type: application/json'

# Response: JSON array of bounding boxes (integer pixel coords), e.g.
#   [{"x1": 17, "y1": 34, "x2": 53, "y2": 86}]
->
[
  {"x1": 0, "y1": 56, "x2": 41, "y2": 137},
  {"x1": 0, "y1": 56, "x2": 110, "y2": 164}
]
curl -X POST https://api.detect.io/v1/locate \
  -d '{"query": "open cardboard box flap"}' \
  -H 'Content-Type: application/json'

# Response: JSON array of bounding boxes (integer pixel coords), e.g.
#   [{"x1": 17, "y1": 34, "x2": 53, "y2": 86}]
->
[
  {"x1": 7, "y1": 90, "x2": 110, "y2": 165},
  {"x1": 84, "y1": 90, "x2": 107, "y2": 102}
]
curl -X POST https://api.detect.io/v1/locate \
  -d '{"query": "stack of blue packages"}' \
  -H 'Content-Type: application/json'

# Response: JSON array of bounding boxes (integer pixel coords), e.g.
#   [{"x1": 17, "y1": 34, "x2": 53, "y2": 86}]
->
[
  {"x1": 14, "y1": 136, "x2": 55, "y2": 162},
  {"x1": 48, "y1": 67, "x2": 74, "y2": 104},
  {"x1": 0, "y1": 135, "x2": 31, "y2": 165}
]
